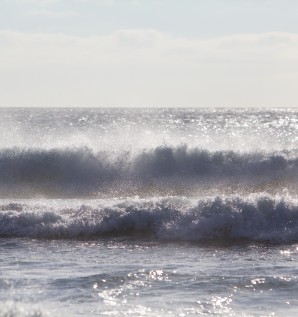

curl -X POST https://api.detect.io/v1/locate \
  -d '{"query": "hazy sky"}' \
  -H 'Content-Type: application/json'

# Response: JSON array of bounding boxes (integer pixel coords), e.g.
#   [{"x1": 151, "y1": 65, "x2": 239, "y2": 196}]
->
[{"x1": 1, "y1": 0, "x2": 298, "y2": 107}]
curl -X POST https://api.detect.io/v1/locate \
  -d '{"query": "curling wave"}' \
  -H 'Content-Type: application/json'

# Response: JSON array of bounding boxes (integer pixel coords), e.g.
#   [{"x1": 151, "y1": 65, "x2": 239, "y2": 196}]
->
[
  {"x1": 0, "y1": 146, "x2": 297, "y2": 197},
  {"x1": 1, "y1": 194, "x2": 298, "y2": 243}
]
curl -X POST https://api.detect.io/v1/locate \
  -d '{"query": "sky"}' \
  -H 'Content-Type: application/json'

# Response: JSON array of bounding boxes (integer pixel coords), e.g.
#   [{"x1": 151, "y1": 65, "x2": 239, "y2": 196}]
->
[{"x1": 1, "y1": 0, "x2": 298, "y2": 107}]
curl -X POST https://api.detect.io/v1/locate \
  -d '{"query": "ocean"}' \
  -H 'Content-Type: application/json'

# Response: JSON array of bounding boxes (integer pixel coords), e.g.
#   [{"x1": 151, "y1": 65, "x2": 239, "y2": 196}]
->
[{"x1": 0, "y1": 107, "x2": 298, "y2": 316}]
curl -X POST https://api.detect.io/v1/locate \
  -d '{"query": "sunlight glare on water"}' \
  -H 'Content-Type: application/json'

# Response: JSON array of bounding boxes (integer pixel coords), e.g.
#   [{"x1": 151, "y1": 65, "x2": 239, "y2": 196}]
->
[{"x1": 0, "y1": 108, "x2": 298, "y2": 316}]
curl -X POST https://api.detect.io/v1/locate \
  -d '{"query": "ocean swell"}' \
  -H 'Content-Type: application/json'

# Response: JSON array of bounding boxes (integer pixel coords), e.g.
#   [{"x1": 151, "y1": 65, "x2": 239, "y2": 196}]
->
[{"x1": 0, "y1": 146, "x2": 297, "y2": 197}]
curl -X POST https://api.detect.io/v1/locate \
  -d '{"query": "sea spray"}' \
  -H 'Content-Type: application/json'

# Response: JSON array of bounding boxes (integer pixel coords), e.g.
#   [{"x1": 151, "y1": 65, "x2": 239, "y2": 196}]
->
[
  {"x1": 0, "y1": 146, "x2": 297, "y2": 197},
  {"x1": 1, "y1": 194, "x2": 298, "y2": 242}
]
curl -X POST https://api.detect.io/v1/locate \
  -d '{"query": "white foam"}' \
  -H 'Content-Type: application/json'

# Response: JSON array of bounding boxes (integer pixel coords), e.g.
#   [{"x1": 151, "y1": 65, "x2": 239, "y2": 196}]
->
[
  {"x1": 1, "y1": 194, "x2": 298, "y2": 243},
  {"x1": 0, "y1": 302, "x2": 49, "y2": 317}
]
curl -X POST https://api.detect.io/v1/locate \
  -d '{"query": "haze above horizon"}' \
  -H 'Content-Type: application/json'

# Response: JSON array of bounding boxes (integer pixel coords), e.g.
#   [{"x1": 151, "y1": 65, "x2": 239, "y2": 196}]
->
[{"x1": 1, "y1": 0, "x2": 298, "y2": 108}]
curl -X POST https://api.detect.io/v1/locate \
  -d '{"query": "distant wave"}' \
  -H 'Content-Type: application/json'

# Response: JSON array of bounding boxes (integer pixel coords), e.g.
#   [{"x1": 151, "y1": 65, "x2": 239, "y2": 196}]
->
[
  {"x1": 0, "y1": 146, "x2": 297, "y2": 197},
  {"x1": 1, "y1": 194, "x2": 298, "y2": 243}
]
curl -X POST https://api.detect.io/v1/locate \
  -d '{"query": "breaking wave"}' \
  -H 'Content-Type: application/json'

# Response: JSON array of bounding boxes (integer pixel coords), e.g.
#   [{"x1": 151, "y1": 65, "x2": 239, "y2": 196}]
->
[
  {"x1": 1, "y1": 194, "x2": 298, "y2": 243},
  {"x1": 0, "y1": 146, "x2": 297, "y2": 197}
]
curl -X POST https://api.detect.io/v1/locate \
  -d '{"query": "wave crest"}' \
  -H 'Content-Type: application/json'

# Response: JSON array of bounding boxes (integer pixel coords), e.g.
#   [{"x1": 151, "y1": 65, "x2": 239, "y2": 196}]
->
[
  {"x1": 0, "y1": 146, "x2": 297, "y2": 197},
  {"x1": 1, "y1": 194, "x2": 298, "y2": 243}
]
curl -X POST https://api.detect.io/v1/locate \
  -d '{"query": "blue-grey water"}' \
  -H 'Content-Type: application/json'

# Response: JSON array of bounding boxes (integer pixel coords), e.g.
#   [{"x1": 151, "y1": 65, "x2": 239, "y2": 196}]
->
[{"x1": 0, "y1": 108, "x2": 298, "y2": 316}]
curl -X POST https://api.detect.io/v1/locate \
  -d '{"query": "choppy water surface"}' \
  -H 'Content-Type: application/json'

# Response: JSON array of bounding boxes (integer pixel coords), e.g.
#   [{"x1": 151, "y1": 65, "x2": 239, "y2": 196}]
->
[
  {"x1": 0, "y1": 108, "x2": 298, "y2": 316},
  {"x1": 1, "y1": 239, "x2": 298, "y2": 316}
]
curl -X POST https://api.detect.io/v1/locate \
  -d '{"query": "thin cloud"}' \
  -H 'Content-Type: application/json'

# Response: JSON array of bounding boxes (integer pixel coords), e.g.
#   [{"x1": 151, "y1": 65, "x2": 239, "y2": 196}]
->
[
  {"x1": 27, "y1": 9, "x2": 79, "y2": 18},
  {"x1": 1, "y1": 29, "x2": 298, "y2": 107},
  {"x1": 1, "y1": 30, "x2": 298, "y2": 66},
  {"x1": 21, "y1": 0, "x2": 62, "y2": 6},
  {"x1": 21, "y1": 0, "x2": 142, "y2": 6},
  {"x1": 0, "y1": 29, "x2": 298, "y2": 67}
]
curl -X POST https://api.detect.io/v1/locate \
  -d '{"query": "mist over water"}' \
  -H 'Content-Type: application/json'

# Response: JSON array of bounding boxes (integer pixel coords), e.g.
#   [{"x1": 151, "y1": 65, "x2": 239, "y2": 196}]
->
[
  {"x1": 1, "y1": 108, "x2": 298, "y2": 316},
  {"x1": 1, "y1": 107, "x2": 298, "y2": 242},
  {"x1": 1, "y1": 108, "x2": 297, "y2": 152},
  {"x1": 0, "y1": 108, "x2": 297, "y2": 198}
]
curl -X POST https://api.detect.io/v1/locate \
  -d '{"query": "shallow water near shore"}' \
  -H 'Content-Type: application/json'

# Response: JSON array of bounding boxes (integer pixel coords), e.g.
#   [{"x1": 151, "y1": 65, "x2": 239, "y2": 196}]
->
[{"x1": 1, "y1": 237, "x2": 298, "y2": 316}]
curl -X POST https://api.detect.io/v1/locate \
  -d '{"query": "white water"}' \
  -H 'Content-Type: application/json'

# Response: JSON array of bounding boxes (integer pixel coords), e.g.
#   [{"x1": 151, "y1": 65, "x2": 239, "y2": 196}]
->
[
  {"x1": 1, "y1": 194, "x2": 298, "y2": 243},
  {"x1": 0, "y1": 108, "x2": 298, "y2": 316}
]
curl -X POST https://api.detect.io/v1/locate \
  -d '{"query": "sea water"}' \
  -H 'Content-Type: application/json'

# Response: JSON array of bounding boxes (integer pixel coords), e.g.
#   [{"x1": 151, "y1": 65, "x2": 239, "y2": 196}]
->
[{"x1": 0, "y1": 108, "x2": 298, "y2": 316}]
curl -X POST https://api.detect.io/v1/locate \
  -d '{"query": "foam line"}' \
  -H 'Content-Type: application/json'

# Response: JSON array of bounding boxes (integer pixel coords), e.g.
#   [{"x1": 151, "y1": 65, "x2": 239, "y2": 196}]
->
[{"x1": 1, "y1": 194, "x2": 298, "y2": 243}]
